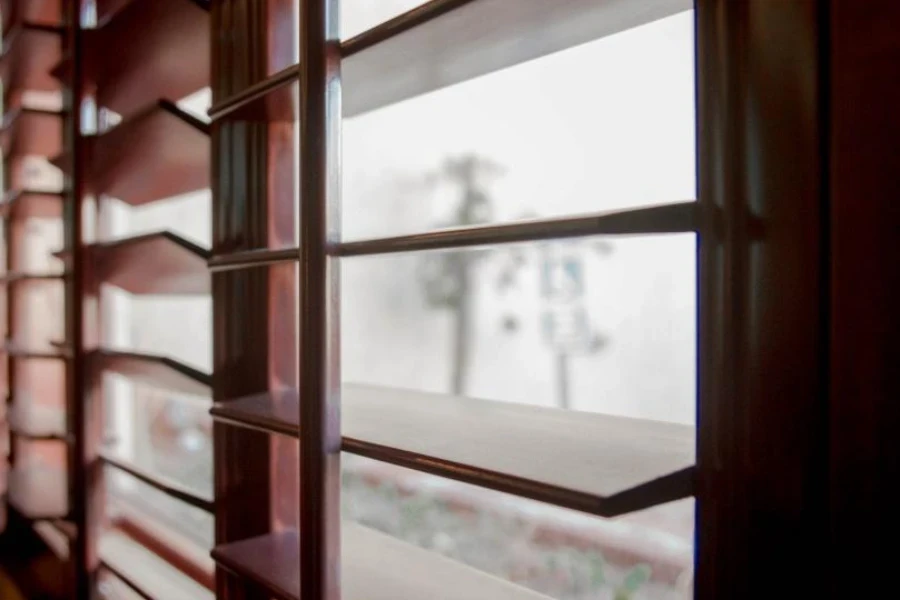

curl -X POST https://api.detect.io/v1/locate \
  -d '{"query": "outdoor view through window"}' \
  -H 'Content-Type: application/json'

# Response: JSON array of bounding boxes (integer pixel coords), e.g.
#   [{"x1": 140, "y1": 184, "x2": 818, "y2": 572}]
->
[{"x1": 106, "y1": 3, "x2": 696, "y2": 599}]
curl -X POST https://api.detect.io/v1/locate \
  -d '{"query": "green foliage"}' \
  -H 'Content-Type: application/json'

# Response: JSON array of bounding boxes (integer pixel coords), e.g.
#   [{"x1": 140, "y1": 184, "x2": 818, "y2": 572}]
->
[{"x1": 614, "y1": 564, "x2": 652, "y2": 600}]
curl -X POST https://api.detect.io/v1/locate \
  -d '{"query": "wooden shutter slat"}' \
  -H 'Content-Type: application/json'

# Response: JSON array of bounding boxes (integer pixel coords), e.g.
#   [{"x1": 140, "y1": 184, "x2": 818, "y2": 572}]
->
[
  {"x1": 0, "y1": 271, "x2": 63, "y2": 284},
  {"x1": 87, "y1": 0, "x2": 210, "y2": 117},
  {"x1": 0, "y1": 0, "x2": 61, "y2": 33},
  {"x1": 3, "y1": 339, "x2": 68, "y2": 359},
  {"x1": 86, "y1": 100, "x2": 210, "y2": 207},
  {"x1": 212, "y1": 523, "x2": 551, "y2": 600},
  {"x1": 88, "y1": 349, "x2": 211, "y2": 397},
  {"x1": 207, "y1": 63, "x2": 298, "y2": 122},
  {"x1": 0, "y1": 107, "x2": 62, "y2": 159},
  {"x1": 209, "y1": 0, "x2": 692, "y2": 122},
  {"x1": 55, "y1": 231, "x2": 210, "y2": 295},
  {"x1": 100, "y1": 452, "x2": 213, "y2": 512},
  {"x1": 0, "y1": 22, "x2": 62, "y2": 96},
  {"x1": 339, "y1": 201, "x2": 698, "y2": 256},
  {"x1": 211, "y1": 384, "x2": 694, "y2": 517},
  {"x1": 342, "y1": 0, "x2": 691, "y2": 116},
  {"x1": 0, "y1": 190, "x2": 64, "y2": 219},
  {"x1": 98, "y1": 530, "x2": 214, "y2": 600}
]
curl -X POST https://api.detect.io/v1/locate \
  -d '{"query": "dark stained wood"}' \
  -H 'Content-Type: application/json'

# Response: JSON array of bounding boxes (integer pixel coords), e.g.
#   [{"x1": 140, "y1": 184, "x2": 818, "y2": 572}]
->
[
  {"x1": 88, "y1": 0, "x2": 210, "y2": 117},
  {"x1": 1, "y1": 0, "x2": 61, "y2": 32},
  {"x1": 212, "y1": 385, "x2": 694, "y2": 517},
  {"x1": 100, "y1": 452, "x2": 213, "y2": 511},
  {"x1": 62, "y1": 2, "x2": 93, "y2": 597},
  {"x1": 66, "y1": 231, "x2": 210, "y2": 295},
  {"x1": 695, "y1": 1, "x2": 830, "y2": 597},
  {"x1": 208, "y1": 64, "x2": 297, "y2": 122},
  {"x1": 210, "y1": 390, "x2": 299, "y2": 437},
  {"x1": 0, "y1": 189, "x2": 64, "y2": 219},
  {"x1": 212, "y1": 531, "x2": 298, "y2": 600},
  {"x1": 212, "y1": 524, "x2": 550, "y2": 600},
  {"x1": 210, "y1": 0, "x2": 691, "y2": 121},
  {"x1": 7, "y1": 466, "x2": 68, "y2": 518},
  {"x1": 0, "y1": 22, "x2": 62, "y2": 96},
  {"x1": 209, "y1": 202, "x2": 697, "y2": 271},
  {"x1": 88, "y1": 100, "x2": 209, "y2": 207},
  {"x1": 208, "y1": 247, "x2": 299, "y2": 272},
  {"x1": 339, "y1": 201, "x2": 697, "y2": 256},
  {"x1": 88, "y1": 349, "x2": 211, "y2": 396},
  {"x1": 210, "y1": 0, "x2": 301, "y2": 598},
  {"x1": 93, "y1": 0, "x2": 133, "y2": 25},
  {"x1": 0, "y1": 107, "x2": 62, "y2": 158},
  {"x1": 828, "y1": 1, "x2": 900, "y2": 596},
  {"x1": 297, "y1": 0, "x2": 341, "y2": 597}
]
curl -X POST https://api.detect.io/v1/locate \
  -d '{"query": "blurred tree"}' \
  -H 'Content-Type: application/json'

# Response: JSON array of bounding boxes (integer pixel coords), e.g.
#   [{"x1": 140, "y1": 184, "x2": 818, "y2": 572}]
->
[{"x1": 418, "y1": 154, "x2": 502, "y2": 396}]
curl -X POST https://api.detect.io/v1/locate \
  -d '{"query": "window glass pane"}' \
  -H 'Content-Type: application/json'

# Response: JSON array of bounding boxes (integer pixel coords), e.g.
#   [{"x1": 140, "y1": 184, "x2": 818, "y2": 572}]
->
[
  {"x1": 342, "y1": 233, "x2": 695, "y2": 424},
  {"x1": 343, "y1": 11, "x2": 694, "y2": 241},
  {"x1": 343, "y1": 454, "x2": 693, "y2": 599}
]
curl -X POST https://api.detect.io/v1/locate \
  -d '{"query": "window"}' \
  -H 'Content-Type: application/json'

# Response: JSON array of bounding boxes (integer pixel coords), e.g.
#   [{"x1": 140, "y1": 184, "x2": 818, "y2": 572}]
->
[{"x1": 1, "y1": 0, "x2": 870, "y2": 599}]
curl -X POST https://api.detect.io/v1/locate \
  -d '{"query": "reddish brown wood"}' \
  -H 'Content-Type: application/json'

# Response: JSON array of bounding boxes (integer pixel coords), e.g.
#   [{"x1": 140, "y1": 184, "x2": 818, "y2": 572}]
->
[
  {"x1": 208, "y1": 64, "x2": 297, "y2": 122},
  {"x1": 62, "y1": 231, "x2": 210, "y2": 295},
  {"x1": 0, "y1": 107, "x2": 62, "y2": 158},
  {"x1": 1, "y1": 0, "x2": 61, "y2": 32},
  {"x1": 695, "y1": 1, "x2": 830, "y2": 597},
  {"x1": 88, "y1": 0, "x2": 209, "y2": 117},
  {"x1": 210, "y1": 1, "x2": 301, "y2": 598},
  {"x1": 297, "y1": 0, "x2": 341, "y2": 597},
  {"x1": 93, "y1": 0, "x2": 132, "y2": 25},
  {"x1": 88, "y1": 101, "x2": 209, "y2": 207},
  {"x1": 0, "y1": 189, "x2": 64, "y2": 219},
  {"x1": 0, "y1": 22, "x2": 62, "y2": 97},
  {"x1": 212, "y1": 531, "x2": 299, "y2": 600},
  {"x1": 88, "y1": 349, "x2": 211, "y2": 396}
]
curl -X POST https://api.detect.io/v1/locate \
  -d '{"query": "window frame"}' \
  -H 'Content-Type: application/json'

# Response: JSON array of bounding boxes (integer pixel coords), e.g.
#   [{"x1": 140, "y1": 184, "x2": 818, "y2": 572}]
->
[{"x1": 0, "y1": 0, "x2": 886, "y2": 598}]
